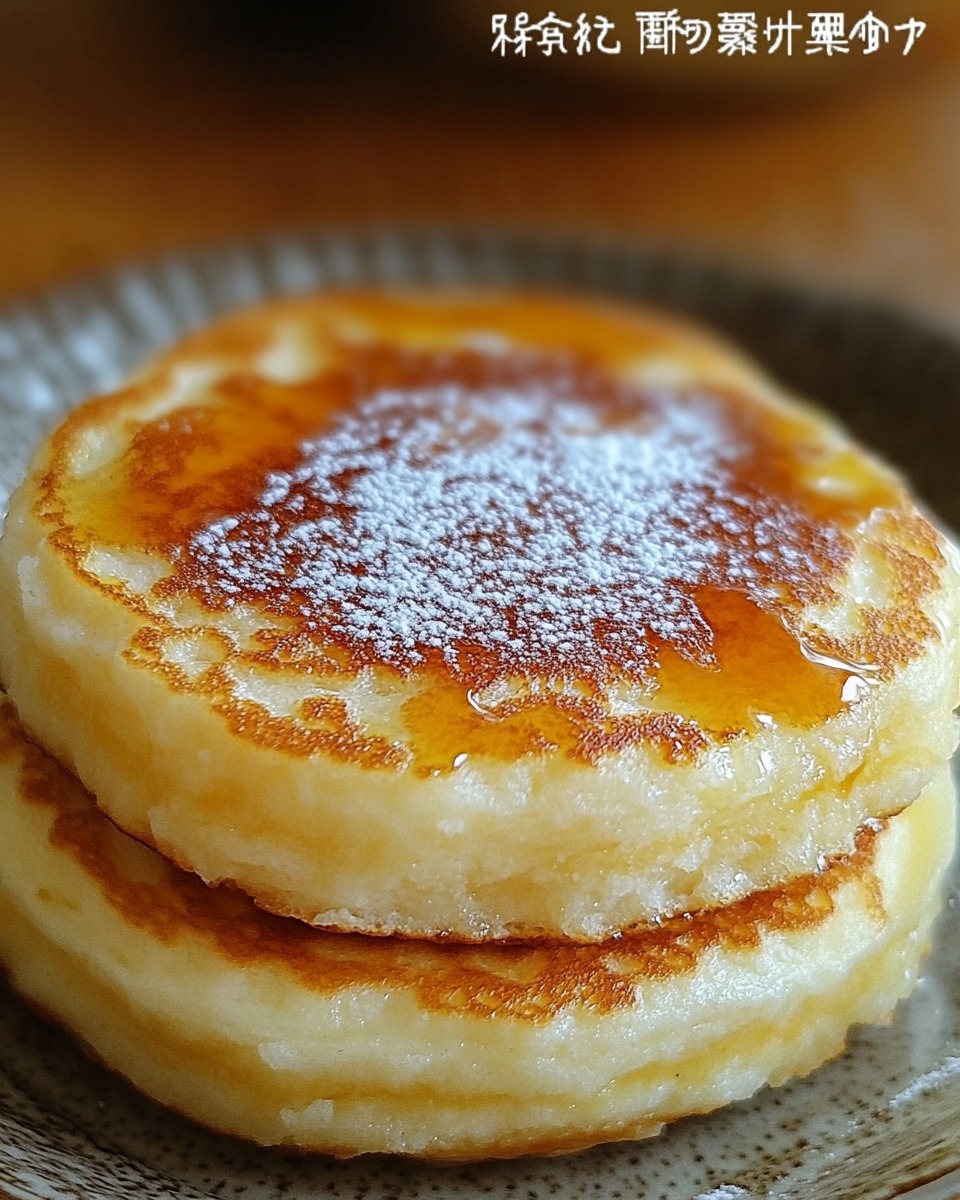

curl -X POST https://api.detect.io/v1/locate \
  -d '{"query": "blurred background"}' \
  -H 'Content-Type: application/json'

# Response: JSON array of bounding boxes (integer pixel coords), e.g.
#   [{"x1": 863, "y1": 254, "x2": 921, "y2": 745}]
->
[{"x1": 2, "y1": 0, "x2": 960, "y2": 321}]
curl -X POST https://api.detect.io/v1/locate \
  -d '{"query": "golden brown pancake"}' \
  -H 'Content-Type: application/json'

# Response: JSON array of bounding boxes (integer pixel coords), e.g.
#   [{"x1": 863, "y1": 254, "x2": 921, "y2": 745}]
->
[
  {"x1": 0, "y1": 695, "x2": 953, "y2": 1160},
  {"x1": 0, "y1": 291, "x2": 957, "y2": 939}
]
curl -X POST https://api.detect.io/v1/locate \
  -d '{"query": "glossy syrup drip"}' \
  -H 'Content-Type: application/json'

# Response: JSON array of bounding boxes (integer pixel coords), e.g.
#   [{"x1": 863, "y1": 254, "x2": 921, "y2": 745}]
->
[
  {"x1": 397, "y1": 589, "x2": 854, "y2": 775},
  {"x1": 60, "y1": 343, "x2": 901, "y2": 770}
]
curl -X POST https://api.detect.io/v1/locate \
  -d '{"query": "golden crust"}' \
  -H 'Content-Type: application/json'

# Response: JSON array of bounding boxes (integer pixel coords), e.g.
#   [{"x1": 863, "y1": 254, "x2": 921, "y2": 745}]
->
[{"x1": 31, "y1": 293, "x2": 947, "y2": 738}]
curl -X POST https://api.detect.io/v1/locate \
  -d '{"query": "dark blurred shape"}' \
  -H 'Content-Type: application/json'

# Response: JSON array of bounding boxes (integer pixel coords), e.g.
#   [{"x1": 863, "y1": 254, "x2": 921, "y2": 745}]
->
[{"x1": 166, "y1": 1, "x2": 418, "y2": 69}]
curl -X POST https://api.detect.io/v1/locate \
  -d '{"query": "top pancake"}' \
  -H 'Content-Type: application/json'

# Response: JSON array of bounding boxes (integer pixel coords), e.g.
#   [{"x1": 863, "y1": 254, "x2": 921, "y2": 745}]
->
[{"x1": 0, "y1": 290, "x2": 958, "y2": 939}]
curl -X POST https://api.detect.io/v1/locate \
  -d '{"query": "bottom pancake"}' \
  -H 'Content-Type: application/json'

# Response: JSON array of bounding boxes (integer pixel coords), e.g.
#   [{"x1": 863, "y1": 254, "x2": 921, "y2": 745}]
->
[{"x1": 0, "y1": 699, "x2": 954, "y2": 1161}]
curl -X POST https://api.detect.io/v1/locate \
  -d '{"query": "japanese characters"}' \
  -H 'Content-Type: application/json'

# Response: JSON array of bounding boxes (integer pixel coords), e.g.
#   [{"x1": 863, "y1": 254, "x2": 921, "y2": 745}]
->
[{"x1": 491, "y1": 11, "x2": 926, "y2": 57}]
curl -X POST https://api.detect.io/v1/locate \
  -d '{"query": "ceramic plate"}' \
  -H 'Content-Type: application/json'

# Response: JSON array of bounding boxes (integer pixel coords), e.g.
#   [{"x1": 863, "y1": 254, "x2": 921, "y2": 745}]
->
[{"x1": 1, "y1": 230, "x2": 959, "y2": 1200}]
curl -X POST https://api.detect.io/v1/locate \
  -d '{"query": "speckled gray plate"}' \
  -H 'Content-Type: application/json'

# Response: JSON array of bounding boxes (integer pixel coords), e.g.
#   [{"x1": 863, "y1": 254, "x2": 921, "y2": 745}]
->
[{"x1": 1, "y1": 230, "x2": 959, "y2": 1200}]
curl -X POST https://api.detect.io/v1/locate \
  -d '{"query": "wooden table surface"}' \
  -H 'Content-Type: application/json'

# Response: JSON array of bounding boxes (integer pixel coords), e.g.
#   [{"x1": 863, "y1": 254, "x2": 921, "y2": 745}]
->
[{"x1": 3, "y1": 1, "x2": 960, "y2": 324}]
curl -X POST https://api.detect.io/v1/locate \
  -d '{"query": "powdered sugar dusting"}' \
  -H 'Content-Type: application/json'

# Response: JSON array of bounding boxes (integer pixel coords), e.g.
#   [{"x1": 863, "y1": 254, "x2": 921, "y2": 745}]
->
[{"x1": 179, "y1": 353, "x2": 843, "y2": 685}]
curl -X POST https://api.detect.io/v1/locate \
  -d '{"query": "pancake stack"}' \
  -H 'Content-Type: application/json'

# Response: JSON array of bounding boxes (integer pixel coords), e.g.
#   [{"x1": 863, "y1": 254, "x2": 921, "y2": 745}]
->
[{"x1": 0, "y1": 291, "x2": 957, "y2": 1160}]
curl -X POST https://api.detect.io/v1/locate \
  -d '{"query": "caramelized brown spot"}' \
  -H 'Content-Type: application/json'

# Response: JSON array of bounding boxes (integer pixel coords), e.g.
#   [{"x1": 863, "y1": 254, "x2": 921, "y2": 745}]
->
[
  {"x1": 4, "y1": 700, "x2": 888, "y2": 1022},
  {"x1": 52, "y1": 376, "x2": 332, "y2": 553}
]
